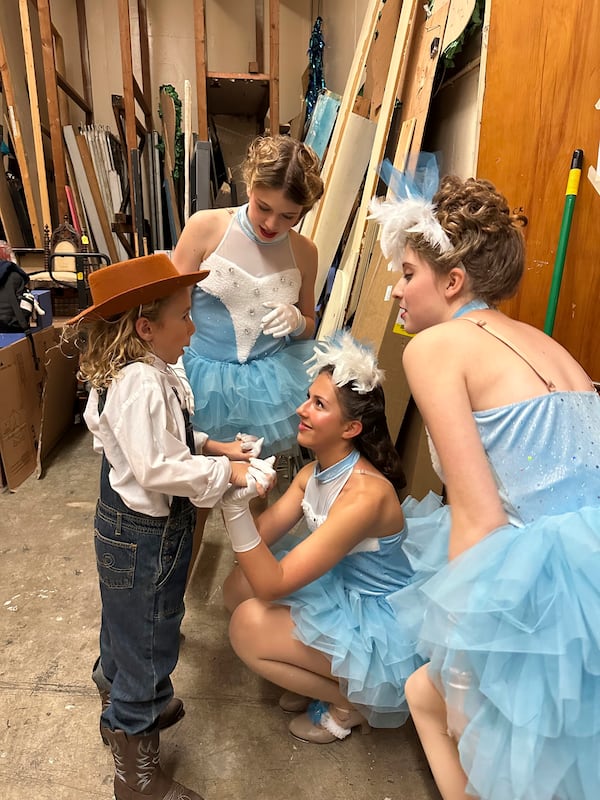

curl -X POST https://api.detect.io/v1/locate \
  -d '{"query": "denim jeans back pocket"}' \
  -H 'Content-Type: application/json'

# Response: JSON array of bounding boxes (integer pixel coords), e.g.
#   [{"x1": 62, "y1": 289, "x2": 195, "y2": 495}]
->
[{"x1": 95, "y1": 529, "x2": 137, "y2": 589}]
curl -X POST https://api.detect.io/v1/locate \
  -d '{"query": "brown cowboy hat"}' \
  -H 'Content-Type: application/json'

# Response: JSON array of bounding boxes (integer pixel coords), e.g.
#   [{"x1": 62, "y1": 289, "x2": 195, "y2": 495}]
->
[{"x1": 66, "y1": 254, "x2": 208, "y2": 324}]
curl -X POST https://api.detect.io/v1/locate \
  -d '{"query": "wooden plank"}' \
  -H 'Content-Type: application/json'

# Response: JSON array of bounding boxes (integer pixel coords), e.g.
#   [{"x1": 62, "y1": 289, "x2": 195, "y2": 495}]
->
[
  {"x1": 255, "y1": 0, "x2": 265, "y2": 73},
  {"x1": 183, "y1": 79, "x2": 192, "y2": 224},
  {"x1": 362, "y1": 0, "x2": 403, "y2": 120},
  {"x1": 318, "y1": 0, "x2": 424, "y2": 338},
  {"x1": 268, "y1": 0, "x2": 279, "y2": 134},
  {"x1": 76, "y1": 131, "x2": 120, "y2": 262},
  {"x1": 0, "y1": 19, "x2": 43, "y2": 245},
  {"x1": 19, "y1": 0, "x2": 52, "y2": 231},
  {"x1": 193, "y1": 0, "x2": 209, "y2": 140},
  {"x1": 301, "y1": 0, "x2": 384, "y2": 241},
  {"x1": 36, "y1": 0, "x2": 68, "y2": 223},
  {"x1": 311, "y1": 112, "x2": 377, "y2": 300}
]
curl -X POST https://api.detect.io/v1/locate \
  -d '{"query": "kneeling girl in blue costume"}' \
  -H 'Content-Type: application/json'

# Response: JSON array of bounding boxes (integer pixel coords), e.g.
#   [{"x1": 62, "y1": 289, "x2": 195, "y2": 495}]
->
[{"x1": 219, "y1": 333, "x2": 431, "y2": 743}]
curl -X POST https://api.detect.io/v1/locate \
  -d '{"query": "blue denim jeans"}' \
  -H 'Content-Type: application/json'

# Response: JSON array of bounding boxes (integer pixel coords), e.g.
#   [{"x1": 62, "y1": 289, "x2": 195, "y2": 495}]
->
[{"x1": 92, "y1": 455, "x2": 196, "y2": 735}]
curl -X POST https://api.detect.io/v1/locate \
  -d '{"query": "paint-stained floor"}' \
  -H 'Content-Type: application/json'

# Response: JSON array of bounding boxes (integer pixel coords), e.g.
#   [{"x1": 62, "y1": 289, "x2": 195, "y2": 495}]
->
[{"x1": 0, "y1": 425, "x2": 440, "y2": 800}]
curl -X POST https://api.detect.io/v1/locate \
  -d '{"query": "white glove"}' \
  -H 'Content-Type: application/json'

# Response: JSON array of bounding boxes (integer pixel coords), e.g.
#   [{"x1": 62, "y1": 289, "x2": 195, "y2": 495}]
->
[
  {"x1": 247, "y1": 456, "x2": 277, "y2": 491},
  {"x1": 235, "y1": 432, "x2": 264, "y2": 458},
  {"x1": 260, "y1": 302, "x2": 306, "y2": 338},
  {"x1": 220, "y1": 476, "x2": 261, "y2": 553}
]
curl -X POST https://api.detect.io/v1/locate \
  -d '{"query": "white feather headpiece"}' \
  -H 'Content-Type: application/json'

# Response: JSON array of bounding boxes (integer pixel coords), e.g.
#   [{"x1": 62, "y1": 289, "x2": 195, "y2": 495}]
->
[
  {"x1": 368, "y1": 196, "x2": 452, "y2": 263},
  {"x1": 368, "y1": 154, "x2": 452, "y2": 264},
  {"x1": 305, "y1": 331, "x2": 384, "y2": 394}
]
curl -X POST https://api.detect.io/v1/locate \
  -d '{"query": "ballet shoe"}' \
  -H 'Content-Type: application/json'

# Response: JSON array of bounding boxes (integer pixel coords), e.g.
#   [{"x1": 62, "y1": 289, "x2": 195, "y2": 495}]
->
[
  {"x1": 288, "y1": 700, "x2": 371, "y2": 744},
  {"x1": 278, "y1": 691, "x2": 311, "y2": 713}
]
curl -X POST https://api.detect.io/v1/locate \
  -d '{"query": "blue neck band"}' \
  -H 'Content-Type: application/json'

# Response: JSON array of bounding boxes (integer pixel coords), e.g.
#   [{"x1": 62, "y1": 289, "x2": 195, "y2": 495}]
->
[
  {"x1": 236, "y1": 204, "x2": 288, "y2": 246},
  {"x1": 453, "y1": 299, "x2": 490, "y2": 318},
  {"x1": 314, "y1": 449, "x2": 360, "y2": 484}
]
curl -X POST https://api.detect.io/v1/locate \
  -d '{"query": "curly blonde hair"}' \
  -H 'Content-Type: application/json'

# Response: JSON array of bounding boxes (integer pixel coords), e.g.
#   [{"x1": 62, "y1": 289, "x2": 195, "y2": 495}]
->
[
  {"x1": 64, "y1": 298, "x2": 167, "y2": 390},
  {"x1": 242, "y1": 135, "x2": 323, "y2": 214},
  {"x1": 407, "y1": 175, "x2": 528, "y2": 306}
]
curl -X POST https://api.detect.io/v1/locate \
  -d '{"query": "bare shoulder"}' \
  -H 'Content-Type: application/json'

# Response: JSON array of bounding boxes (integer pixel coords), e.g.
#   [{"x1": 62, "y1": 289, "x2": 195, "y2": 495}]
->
[
  {"x1": 289, "y1": 229, "x2": 318, "y2": 269},
  {"x1": 402, "y1": 322, "x2": 454, "y2": 366},
  {"x1": 343, "y1": 468, "x2": 403, "y2": 519},
  {"x1": 173, "y1": 208, "x2": 232, "y2": 271}
]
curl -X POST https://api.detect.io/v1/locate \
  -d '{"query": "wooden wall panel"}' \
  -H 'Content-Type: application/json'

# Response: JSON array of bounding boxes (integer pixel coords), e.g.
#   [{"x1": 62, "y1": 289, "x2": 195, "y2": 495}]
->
[{"x1": 477, "y1": 0, "x2": 600, "y2": 379}]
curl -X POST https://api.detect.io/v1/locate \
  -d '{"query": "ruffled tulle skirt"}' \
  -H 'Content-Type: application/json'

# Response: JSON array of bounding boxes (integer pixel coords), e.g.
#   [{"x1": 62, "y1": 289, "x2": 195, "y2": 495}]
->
[
  {"x1": 417, "y1": 505, "x2": 600, "y2": 800},
  {"x1": 273, "y1": 500, "x2": 450, "y2": 729},
  {"x1": 182, "y1": 339, "x2": 315, "y2": 456}
]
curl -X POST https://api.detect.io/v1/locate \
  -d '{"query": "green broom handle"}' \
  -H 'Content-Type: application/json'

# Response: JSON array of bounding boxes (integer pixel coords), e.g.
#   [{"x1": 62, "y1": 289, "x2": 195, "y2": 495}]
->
[{"x1": 544, "y1": 149, "x2": 583, "y2": 335}]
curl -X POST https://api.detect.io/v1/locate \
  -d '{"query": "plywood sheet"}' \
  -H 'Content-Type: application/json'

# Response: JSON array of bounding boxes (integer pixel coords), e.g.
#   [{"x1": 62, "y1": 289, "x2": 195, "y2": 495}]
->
[{"x1": 477, "y1": 0, "x2": 600, "y2": 378}]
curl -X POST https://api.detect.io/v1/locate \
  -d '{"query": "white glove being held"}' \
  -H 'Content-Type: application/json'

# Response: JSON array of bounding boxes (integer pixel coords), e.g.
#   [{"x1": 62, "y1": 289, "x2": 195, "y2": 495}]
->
[
  {"x1": 220, "y1": 476, "x2": 261, "y2": 553},
  {"x1": 235, "y1": 432, "x2": 264, "y2": 458},
  {"x1": 260, "y1": 302, "x2": 306, "y2": 338},
  {"x1": 247, "y1": 456, "x2": 277, "y2": 491}
]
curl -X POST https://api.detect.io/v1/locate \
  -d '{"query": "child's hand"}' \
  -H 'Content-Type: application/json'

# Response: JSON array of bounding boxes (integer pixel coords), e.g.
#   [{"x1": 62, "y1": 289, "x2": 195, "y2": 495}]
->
[
  {"x1": 235, "y1": 432, "x2": 264, "y2": 459},
  {"x1": 247, "y1": 456, "x2": 277, "y2": 495},
  {"x1": 229, "y1": 457, "x2": 276, "y2": 497}
]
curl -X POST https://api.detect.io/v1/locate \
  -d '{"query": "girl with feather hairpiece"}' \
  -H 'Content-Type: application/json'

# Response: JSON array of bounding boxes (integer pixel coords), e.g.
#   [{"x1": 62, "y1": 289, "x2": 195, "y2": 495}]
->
[
  {"x1": 217, "y1": 332, "x2": 441, "y2": 744},
  {"x1": 370, "y1": 160, "x2": 600, "y2": 800}
]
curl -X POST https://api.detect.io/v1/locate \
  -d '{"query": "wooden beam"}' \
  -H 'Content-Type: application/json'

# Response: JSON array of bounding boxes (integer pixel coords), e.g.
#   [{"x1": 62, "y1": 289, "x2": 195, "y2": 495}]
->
[
  {"x1": 268, "y1": 0, "x2": 279, "y2": 134},
  {"x1": 193, "y1": 0, "x2": 208, "y2": 140},
  {"x1": 301, "y1": 0, "x2": 383, "y2": 240},
  {"x1": 36, "y1": 0, "x2": 68, "y2": 223},
  {"x1": 18, "y1": 0, "x2": 52, "y2": 231},
  {"x1": 255, "y1": 0, "x2": 265, "y2": 73},
  {"x1": 137, "y1": 0, "x2": 153, "y2": 131},
  {"x1": 118, "y1": 0, "x2": 138, "y2": 186},
  {"x1": 0, "y1": 28, "x2": 43, "y2": 245},
  {"x1": 75, "y1": 0, "x2": 94, "y2": 124}
]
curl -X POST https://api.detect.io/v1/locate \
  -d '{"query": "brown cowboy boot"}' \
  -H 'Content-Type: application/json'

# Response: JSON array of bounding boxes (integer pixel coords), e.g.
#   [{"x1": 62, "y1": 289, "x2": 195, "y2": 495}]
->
[
  {"x1": 98, "y1": 689, "x2": 185, "y2": 745},
  {"x1": 103, "y1": 727, "x2": 204, "y2": 800}
]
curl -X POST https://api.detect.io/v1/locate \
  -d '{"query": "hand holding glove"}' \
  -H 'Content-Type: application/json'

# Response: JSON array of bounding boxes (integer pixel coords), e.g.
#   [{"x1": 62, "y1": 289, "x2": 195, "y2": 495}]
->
[
  {"x1": 260, "y1": 302, "x2": 306, "y2": 339},
  {"x1": 235, "y1": 432, "x2": 264, "y2": 459},
  {"x1": 246, "y1": 455, "x2": 277, "y2": 493}
]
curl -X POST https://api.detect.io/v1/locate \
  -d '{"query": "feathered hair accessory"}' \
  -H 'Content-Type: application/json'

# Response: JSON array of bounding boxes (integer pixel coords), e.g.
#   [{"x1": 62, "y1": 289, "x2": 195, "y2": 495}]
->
[
  {"x1": 368, "y1": 153, "x2": 452, "y2": 264},
  {"x1": 305, "y1": 331, "x2": 384, "y2": 394}
]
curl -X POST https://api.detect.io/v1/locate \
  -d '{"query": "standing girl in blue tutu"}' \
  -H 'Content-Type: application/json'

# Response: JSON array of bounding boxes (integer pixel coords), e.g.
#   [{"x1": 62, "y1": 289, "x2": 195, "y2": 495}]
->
[
  {"x1": 370, "y1": 175, "x2": 600, "y2": 800},
  {"x1": 218, "y1": 333, "x2": 433, "y2": 743},
  {"x1": 172, "y1": 134, "x2": 323, "y2": 458}
]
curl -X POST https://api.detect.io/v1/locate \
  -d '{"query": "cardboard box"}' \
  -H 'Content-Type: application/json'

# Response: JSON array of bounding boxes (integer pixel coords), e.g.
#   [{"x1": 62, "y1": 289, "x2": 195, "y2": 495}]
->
[
  {"x1": 0, "y1": 327, "x2": 78, "y2": 490},
  {"x1": 397, "y1": 398, "x2": 444, "y2": 501},
  {"x1": 351, "y1": 241, "x2": 413, "y2": 441}
]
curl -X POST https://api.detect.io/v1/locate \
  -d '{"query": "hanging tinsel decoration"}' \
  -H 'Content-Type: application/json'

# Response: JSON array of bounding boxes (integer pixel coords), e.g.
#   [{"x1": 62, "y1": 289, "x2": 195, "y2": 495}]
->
[{"x1": 305, "y1": 16, "x2": 325, "y2": 128}]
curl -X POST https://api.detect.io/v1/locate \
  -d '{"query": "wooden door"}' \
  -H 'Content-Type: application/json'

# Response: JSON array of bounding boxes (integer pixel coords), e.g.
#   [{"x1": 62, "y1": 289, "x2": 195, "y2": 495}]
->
[{"x1": 477, "y1": 0, "x2": 600, "y2": 379}]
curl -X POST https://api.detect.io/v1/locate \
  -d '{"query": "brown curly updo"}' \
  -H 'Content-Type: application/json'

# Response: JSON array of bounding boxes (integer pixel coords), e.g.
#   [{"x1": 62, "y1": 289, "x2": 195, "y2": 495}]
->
[
  {"x1": 242, "y1": 135, "x2": 324, "y2": 214},
  {"x1": 407, "y1": 175, "x2": 528, "y2": 306}
]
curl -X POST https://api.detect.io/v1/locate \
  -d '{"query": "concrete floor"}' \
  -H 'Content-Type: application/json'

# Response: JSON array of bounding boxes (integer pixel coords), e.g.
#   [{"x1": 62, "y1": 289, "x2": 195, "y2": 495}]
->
[{"x1": 0, "y1": 424, "x2": 440, "y2": 800}]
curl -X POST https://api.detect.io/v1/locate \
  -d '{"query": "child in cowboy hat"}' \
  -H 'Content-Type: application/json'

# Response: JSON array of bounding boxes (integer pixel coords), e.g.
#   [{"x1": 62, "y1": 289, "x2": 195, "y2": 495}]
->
[{"x1": 64, "y1": 254, "x2": 276, "y2": 800}]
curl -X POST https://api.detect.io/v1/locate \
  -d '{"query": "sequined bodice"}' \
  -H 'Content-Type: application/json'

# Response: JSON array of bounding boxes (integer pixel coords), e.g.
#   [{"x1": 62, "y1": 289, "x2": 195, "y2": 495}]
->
[
  {"x1": 187, "y1": 215, "x2": 302, "y2": 364},
  {"x1": 429, "y1": 391, "x2": 600, "y2": 524}
]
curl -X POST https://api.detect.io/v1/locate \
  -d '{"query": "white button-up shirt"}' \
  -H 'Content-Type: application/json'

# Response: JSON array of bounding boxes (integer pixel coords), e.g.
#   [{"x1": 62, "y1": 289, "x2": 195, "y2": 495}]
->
[{"x1": 84, "y1": 356, "x2": 231, "y2": 516}]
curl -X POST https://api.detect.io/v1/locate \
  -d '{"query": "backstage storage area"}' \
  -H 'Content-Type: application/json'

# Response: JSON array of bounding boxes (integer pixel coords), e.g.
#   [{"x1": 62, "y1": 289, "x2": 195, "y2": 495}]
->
[{"x1": 1, "y1": 0, "x2": 599, "y2": 798}]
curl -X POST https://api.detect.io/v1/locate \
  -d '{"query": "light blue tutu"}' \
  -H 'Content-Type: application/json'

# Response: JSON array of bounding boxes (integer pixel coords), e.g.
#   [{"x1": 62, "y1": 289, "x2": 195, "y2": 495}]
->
[
  {"x1": 275, "y1": 525, "x2": 431, "y2": 728},
  {"x1": 396, "y1": 391, "x2": 600, "y2": 800},
  {"x1": 419, "y1": 506, "x2": 600, "y2": 800},
  {"x1": 183, "y1": 338, "x2": 315, "y2": 456}
]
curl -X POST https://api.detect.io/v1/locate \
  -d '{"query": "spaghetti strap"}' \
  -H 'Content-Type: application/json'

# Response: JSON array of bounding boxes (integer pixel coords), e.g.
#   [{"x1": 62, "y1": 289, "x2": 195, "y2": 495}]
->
[
  {"x1": 459, "y1": 317, "x2": 557, "y2": 392},
  {"x1": 354, "y1": 469, "x2": 391, "y2": 483}
]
